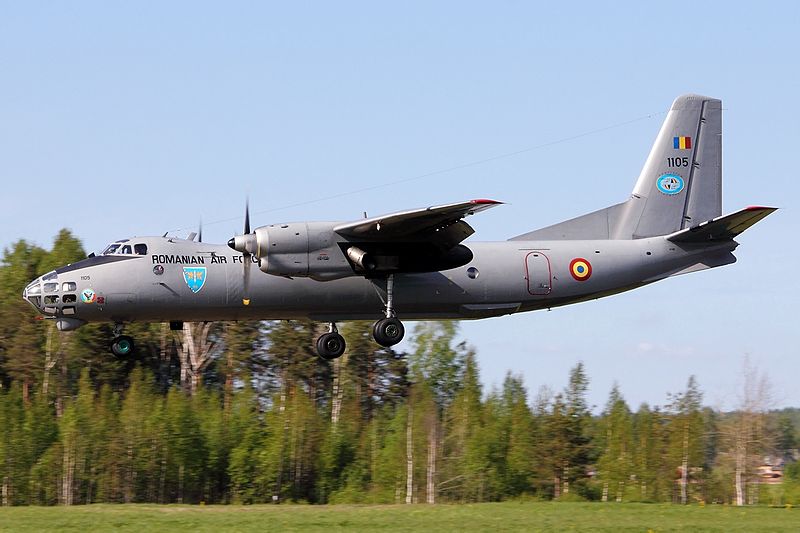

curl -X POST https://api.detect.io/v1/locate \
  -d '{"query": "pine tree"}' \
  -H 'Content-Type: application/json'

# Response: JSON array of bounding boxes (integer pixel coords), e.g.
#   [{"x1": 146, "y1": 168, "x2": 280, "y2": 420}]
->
[
  {"x1": 666, "y1": 375, "x2": 706, "y2": 504},
  {"x1": 501, "y1": 373, "x2": 536, "y2": 498},
  {"x1": 596, "y1": 384, "x2": 633, "y2": 502},
  {"x1": 440, "y1": 352, "x2": 485, "y2": 502}
]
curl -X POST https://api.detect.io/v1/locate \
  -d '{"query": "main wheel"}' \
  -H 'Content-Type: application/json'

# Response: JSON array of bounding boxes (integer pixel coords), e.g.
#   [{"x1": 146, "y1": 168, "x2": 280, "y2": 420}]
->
[
  {"x1": 372, "y1": 317, "x2": 405, "y2": 347},
  {"x1": 316, "y1": 332, "x2": 346, "y2": 360},
  {"x1": 110, "y1": 335, "x2": 135, "y2": 357}
]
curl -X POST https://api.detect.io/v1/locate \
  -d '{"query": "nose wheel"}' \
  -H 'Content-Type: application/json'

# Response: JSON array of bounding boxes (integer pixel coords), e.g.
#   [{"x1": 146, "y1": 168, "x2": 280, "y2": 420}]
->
[
  {"x1": 372, "y1": 274, "x2": 405, "y2": 347},
  {"x1": 316, "y1": 323, "x2": 346, "y2": 360},
  {"x1": 110, "y1": 335, "x2": 135, "y2": 357}
]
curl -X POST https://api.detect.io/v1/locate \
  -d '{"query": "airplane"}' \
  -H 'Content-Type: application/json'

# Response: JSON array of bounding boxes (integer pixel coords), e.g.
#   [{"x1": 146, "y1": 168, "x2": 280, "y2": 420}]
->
[{"x1": 22, "y1": 94, "x2": 775, "y2": 360}]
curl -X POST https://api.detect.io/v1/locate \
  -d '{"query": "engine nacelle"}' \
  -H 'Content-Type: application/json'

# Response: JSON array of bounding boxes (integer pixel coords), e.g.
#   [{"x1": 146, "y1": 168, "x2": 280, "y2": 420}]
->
[{"x1": 253, "y1": 222, "x2": 353, "y2": 280}]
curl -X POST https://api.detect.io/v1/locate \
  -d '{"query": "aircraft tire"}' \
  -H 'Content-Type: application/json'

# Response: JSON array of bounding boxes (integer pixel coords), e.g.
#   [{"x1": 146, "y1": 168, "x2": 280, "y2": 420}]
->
[
  {"x1": 372, "y1": 317, "x2": 405, "y2": 347},
  {"x1": 110, "y1": 335, "x2": 135, "y2": 357},
  {"x1": 316, "y1": 332, "x2": 346, "y2": 360}
]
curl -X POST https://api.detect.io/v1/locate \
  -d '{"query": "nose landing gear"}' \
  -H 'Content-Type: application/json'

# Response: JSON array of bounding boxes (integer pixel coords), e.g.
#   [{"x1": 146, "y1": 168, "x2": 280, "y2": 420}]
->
[
  {"x1": 111, "y1": 335, "x2": 135, "y2": 357},
  {"x1": 110, "y1": 323, "x2": 136, "y2": 357}
]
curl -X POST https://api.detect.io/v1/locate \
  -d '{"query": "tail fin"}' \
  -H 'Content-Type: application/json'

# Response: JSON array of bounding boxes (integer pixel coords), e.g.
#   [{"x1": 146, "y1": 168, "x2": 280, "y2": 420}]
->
[
  {"x1": 613, "y1": 93, "x2": 722, "y2": 238},
  {"x1": 511, "y1": 94, "x2": 722, "y2": 241}
]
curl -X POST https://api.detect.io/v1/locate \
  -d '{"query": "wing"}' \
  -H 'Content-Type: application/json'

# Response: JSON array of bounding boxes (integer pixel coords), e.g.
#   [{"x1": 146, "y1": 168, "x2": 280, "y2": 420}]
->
[
  {"x1": 334, "y1": 199, "x2": 502, "y2": 248},
  {"x1": 666, "y1": 206, "x2": 777, "y2": 244}
]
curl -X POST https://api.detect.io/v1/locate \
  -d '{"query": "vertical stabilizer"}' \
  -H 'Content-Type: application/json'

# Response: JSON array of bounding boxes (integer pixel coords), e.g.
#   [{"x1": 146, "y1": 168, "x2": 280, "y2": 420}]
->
[{"x1": 612, "y1": 94, "x2": 722, "y2": 238}]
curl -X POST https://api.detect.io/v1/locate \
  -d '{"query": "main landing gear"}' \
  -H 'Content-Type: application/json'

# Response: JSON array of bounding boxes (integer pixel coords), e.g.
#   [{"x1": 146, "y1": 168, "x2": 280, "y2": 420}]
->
[
  {"x1": 314, "y1": 275, "x2": 405, "y2": 361},
  {"x1": 372, "y1": 274, "x2": 405, "y2": 347},
  {"x1": 110, "y1": 323, "x2": 135, "y2": 357},
  {"x1": 316, "y1": 323, "x2": 346, "y2": 361}
]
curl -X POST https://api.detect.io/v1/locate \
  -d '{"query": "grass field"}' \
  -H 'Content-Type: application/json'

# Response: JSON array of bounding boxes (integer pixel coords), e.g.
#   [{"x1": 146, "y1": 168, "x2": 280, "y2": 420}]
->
[{"x1": 0, "y1": 502, "x2": 797, "y2": 532}]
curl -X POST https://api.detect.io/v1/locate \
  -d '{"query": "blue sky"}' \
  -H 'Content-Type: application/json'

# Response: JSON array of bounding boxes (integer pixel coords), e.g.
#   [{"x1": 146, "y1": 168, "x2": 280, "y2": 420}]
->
[{"x1": 2, "y1": 2, "x2": 798, "y2": 410}]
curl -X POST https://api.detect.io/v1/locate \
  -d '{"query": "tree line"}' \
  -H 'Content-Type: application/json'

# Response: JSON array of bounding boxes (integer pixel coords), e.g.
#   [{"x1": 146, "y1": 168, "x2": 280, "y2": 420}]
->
[{"x1": 0, "y1": 230, "x2": 798, "y2": 506}]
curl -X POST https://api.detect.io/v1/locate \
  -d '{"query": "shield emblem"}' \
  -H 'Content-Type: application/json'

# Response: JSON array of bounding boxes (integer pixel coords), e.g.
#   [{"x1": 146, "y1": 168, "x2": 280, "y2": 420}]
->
[{"x1": 183, "y1": 267, "x2": 207, "y2": 293}]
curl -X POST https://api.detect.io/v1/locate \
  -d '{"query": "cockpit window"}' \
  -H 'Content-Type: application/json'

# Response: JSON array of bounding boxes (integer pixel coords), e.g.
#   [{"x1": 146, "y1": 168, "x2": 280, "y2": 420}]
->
[
  {"x1": 43, "y1": 282, "x2": 58, "y2": 293},
  {"x1": 102, "y1": 242, "x2": 148, "y2": 256}
]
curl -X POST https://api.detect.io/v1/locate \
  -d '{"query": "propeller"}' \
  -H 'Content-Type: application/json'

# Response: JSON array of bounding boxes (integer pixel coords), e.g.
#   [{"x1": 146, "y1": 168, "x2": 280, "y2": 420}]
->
[
  {"x1": 198, "y1": 218, "x2": 203, "y2": 243},
  {"x1": 227, "y1": 199, "x2": 256, "y2": 305}
]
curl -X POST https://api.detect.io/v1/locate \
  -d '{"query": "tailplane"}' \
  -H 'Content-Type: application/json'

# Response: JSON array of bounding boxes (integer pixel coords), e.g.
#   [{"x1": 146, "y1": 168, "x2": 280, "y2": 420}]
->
[
  {"x1": 666, "y1": 206, "x2": 777, "y2": 244},
  {"x1": 512, "y1": 94, "x2": 723, "y2": 241}
]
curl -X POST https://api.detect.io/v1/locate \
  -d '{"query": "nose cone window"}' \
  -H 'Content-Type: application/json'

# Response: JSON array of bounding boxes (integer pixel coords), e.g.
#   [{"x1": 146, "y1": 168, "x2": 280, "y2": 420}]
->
[
  {"x1": 43, "y1": 283, "x2": 58, "y2": 293},
  {"x1": 62, "y1": 282, "x2": 77, "y2": 292},
  {"x1": 26, "y1": 283, "x2": 42, "y2": 296}
]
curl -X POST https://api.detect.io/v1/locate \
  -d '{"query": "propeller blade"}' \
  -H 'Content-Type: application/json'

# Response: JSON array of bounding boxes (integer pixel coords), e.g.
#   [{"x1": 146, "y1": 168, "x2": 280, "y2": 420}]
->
[
  {"x1": 244, "y1": 198, "x2": 250, "y2": 235},
  {"x1": 244, "y1": 198, "x2": 251, "y2": 305},
  {"x1": 242, "y1": 252, "x2": 251, "y2": 306},
  {"x1": 198, "y1": 218, "x2": 203, "y2": 243}
]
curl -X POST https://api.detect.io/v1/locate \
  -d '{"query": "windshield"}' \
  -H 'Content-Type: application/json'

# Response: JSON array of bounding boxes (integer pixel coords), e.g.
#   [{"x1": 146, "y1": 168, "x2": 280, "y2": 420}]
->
[
  {"x1": 102, "y1": 243, "x2": 121, "y2": 255},
  {"x1": 101, "y1": 241, "x2": 148, "y2": 256}
]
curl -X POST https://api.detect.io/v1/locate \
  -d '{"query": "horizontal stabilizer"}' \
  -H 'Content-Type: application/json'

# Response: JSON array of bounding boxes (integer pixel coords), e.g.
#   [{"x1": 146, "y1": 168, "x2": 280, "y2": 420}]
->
[{"x1": 666, "y1": 206, "x2": 777, "y2": 243}]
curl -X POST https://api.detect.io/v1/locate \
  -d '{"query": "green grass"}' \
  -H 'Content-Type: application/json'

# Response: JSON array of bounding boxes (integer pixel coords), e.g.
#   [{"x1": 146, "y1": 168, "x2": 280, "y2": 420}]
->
[{"x1": 0, "y1": 502, "x2": 796, "y2": 532}]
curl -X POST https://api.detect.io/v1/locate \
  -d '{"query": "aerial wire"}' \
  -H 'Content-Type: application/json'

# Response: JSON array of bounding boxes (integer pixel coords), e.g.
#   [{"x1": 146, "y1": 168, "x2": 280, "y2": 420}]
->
[{"x1": 168, "y1": 109, "x2": 667, "y2": 235}]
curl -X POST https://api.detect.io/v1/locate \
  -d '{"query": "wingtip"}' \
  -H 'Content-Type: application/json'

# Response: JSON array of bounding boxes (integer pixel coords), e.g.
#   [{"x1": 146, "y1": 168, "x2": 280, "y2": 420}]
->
[
  {"x1": 470, "y1": 199, "x2": 504, "y2": 205},
  {"x1": 745, "y1": 205, "x2": 778, "y2": 211}
]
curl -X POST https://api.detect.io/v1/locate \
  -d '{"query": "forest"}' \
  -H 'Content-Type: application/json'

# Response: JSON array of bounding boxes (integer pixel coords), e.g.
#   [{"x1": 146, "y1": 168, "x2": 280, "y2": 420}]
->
[{"x1": 0, "y1": 230, "x2": 798, "y2": 507}]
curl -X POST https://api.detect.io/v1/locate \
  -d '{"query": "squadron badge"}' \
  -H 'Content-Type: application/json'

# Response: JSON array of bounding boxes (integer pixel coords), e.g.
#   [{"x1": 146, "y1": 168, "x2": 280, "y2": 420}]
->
[
  {"x1": 183, "y1": 267, "x2": 207, "y2": 293},
  {"x1": 81, "y1": 288, "x2": 96, "y2": 304}
]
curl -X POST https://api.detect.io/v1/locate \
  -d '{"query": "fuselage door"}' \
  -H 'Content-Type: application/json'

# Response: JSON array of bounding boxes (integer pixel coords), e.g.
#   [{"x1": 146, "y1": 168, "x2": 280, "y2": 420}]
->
[{"x1": 525, "y1": 251, "x2": 552, "y2": 296}]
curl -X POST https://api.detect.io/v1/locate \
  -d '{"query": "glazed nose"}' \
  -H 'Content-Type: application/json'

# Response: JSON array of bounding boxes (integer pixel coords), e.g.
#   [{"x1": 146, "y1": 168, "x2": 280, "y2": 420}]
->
[{"x1": 23, "y1": 278, "x2": 44, "y2": 312}]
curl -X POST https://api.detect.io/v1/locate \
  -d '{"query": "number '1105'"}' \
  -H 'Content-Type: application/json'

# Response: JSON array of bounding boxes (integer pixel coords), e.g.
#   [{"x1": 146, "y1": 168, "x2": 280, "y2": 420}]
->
[{"x1": 667, "y1": 157, "x2": 689, "y2": 167}]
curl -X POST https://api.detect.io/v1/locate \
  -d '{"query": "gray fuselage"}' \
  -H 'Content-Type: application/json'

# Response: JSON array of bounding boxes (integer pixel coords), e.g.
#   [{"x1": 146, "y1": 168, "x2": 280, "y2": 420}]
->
[{"x1": 22, "y1": 234, "x2": 737, "y2": 329}]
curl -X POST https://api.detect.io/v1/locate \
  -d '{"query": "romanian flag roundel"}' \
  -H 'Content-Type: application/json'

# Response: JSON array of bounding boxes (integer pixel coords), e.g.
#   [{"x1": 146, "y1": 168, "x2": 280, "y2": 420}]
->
[{"x1": 569, "y1": 258, "x2": 592, "y2": 281}]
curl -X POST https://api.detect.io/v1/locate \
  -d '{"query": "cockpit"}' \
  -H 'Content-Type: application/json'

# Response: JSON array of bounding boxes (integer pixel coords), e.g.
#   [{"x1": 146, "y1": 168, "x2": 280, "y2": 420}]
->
[
  {"x1": 101, "y1": 240, "x2": 148, "y2": 256},
  {"x1": 22, "y1": 238, "x2": 150, "y2": 328}
]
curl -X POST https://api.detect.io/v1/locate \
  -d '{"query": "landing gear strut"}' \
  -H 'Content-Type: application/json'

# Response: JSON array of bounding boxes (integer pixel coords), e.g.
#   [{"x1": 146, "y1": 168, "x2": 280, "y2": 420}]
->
[
  {"x1": 372, "y1": 275, "x2": 405, "y2": 347},
  {"x1": 110, "y1": 323, "x2": 135, "y2": 357},
  {"x1": 316, "y1": 322, "x2": 346, "y2": 360}
]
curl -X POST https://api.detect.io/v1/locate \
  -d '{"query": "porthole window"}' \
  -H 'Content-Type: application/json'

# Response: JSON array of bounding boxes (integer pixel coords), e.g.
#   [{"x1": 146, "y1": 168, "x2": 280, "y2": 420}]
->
[
  {"x1": 62, "y1": 282, "x2": 77, "y2": 292},
  {"x1": 466, "y1": 266, "x2": 479, "y2": 279}
]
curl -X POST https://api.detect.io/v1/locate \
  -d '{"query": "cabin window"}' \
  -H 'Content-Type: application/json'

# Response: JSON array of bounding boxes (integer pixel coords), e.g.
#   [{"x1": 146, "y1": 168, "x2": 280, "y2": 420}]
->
[
  {"x1": 62, "y1": 294, "x2": 77, "y2": 303},
  {"x1": 44, "y1": 295, "x2": 59, "y2": 305},
  {"x1": 62, "y1": 282, "x2": 77, "y2": 292},
  {"x1": 134, "y1": 243, "x2": 148, "y2": 255},
  {"x1": 103, "y1": 244, "x2": 121, "y2": 255},
  {"x1": 121, "y1": 245, "x2": 132, "y2": 255},
  {"x1": 43, "y1": 283, "x2": 58, "y2": 293}
]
